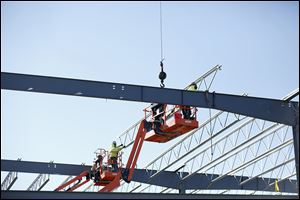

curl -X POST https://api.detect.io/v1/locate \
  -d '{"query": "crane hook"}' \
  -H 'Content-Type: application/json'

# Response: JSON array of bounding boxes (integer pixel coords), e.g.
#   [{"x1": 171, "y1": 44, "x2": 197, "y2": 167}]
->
[{"x1": 159, "y1": 60, "x2": 167, "y2": 88}]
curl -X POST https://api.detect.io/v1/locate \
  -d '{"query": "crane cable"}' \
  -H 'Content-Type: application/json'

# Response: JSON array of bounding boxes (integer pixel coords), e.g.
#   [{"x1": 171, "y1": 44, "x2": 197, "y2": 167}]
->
[{"x1": 158, "y1": 1, "x2": 167, "y2": 88}]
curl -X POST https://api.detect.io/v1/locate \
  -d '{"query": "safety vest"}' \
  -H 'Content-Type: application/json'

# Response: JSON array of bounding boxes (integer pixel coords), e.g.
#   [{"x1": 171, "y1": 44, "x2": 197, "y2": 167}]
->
[
  {"x1": 109, "y1": 145, "x2": 123, "y2": 158},
  {"x1": 187, "y1": 85, "x2": 197, "y2": 91}
]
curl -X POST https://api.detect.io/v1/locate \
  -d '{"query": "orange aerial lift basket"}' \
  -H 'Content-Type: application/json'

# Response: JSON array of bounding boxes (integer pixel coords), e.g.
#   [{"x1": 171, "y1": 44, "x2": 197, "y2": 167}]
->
[
  {"x1": 144, "y1": 104, "x2": 199, "y2": 143},
  {"x1": 54, "y1": 104, "x2": 198, "y2": 193},
  {"x1": 93, "y1": 148, "x2": 123, "y2": 187}
]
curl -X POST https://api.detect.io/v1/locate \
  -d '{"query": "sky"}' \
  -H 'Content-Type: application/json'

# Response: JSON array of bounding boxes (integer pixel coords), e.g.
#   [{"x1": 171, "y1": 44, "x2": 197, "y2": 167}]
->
[{"x1": 1, "y1": 1, "x2": 299, "y2": 191}]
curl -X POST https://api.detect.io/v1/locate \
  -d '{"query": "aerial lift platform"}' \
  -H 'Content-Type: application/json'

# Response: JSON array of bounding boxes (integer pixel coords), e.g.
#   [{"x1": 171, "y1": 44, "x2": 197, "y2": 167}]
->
[
  {"x1": 54, "y1": 104, "x2": 199, "y2": 192},
  {"x1": 144, "y1": 104, "x2": 199, "y2": 143}
]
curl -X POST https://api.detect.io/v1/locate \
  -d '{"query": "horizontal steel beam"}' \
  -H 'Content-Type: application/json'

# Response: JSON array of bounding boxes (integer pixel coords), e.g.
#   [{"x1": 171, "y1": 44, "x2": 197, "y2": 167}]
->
[
  {"x1": 1, "y1": 159, "x2": 91, "y2": 176},
  {"x1": 1, "y1": 160, "x2": 297, "y2": 192},
  {"x1": 1, "y1": 72, "x2": 298, "y2": 126},
  {"x1": 1, "y1": 191, "x2": 298, "y2": 199}
]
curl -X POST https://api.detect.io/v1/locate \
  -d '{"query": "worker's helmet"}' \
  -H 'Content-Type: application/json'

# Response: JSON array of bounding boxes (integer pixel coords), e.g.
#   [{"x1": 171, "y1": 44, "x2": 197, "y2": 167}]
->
[
  {"x1": 97, "y1": 155, "x2": 103, "y2": 161},
  {"x1": 190, "y1": 82, "x2": 197, "y2": 89},
  {"x1": 112, "y1": 141, "x2": 117, "y2": 146}
]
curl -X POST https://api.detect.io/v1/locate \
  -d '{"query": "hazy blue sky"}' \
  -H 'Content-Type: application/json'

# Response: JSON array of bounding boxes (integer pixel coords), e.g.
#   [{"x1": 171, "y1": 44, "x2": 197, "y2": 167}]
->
[{"x1": 1, "y1": 1, "x2": 299, "y2": 190}]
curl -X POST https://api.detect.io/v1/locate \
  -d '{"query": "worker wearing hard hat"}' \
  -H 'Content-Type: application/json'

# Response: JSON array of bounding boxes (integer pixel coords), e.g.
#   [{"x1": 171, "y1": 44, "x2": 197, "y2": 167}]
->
[
  {"x1": 109, "y1": 141, "x2": 124, "y2": 172},
  {"x1": 91, "y1": 154, "x2": 103, "y2": 183},
  {"x1": 182, "y1": 82, "x2": 198, "y2": 119}
]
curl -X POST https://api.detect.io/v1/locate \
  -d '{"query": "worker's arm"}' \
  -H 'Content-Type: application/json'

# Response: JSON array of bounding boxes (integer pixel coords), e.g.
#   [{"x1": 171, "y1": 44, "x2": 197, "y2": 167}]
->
[{"x1": 116, "y1": 145, "x2": 124, "y2": 151}]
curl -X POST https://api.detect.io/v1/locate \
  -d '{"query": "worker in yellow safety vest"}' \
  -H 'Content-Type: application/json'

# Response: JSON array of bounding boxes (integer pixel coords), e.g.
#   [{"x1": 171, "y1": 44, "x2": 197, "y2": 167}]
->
[
  {"x1": 182, "y1": 82, "x2": 198, "y2": 119},
  {"x1": 109, "y1": 141, "x2": 124, "y2": 172}
]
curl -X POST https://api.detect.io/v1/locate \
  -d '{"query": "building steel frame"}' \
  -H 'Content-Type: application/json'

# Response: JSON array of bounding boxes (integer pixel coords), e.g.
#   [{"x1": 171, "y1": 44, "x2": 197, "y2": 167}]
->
[
  {"x1": 116, "y1": 65, "x2": 222, "y2": 148},
  {"x1": 2, "y1": 159, "x2": 296, "y2": 192},
  {"x1": 1, "y1": 190, "x2": 298, "y2": 199},
  {"x1": 1, "y1": 70, "x2": 299, "y2": 198},
  {"x1": 129, "y1": 89, "x2": 298, "y2": 194}
]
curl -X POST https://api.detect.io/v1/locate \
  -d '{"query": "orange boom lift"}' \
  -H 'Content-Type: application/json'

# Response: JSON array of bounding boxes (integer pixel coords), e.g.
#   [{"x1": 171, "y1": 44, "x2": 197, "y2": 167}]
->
[{"x1": 54, "y1": 105, "x2": 198, "y2": 192}]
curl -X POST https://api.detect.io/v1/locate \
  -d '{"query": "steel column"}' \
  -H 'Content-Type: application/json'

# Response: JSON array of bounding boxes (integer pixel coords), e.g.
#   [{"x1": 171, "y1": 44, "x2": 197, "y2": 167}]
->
[{"x1": 292, "y1": 114, "x2": 299, "y2": 194}]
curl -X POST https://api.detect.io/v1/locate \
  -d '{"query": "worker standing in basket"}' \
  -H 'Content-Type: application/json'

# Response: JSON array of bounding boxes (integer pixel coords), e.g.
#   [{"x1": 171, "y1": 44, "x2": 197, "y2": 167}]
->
[
  {"x1": 150, "y1": 103, "x2": 166, "y2": 133},
  {"x1": 91, "y1": 154, "x2": 103, "y2": 183},
  {"x1": 182, "y1": 82, "x2": 197, "y2": 119},
  {"x1": 109, "y1": 141, "x2": 124, "y2": 172}
]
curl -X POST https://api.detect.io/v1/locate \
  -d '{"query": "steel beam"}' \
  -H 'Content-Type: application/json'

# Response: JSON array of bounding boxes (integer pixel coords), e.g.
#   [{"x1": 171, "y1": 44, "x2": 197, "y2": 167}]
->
[
  {"x1": 1, "y1": 72, "x2": 298, "y2": 126},
  {"x1": 1, "y1": 159, "x2": 297, "y2": 192},
  {"x1": 1, "y1": 190, "x2": 298, "y2": 199},
  {"x1": 116, "y1": 65, "x2": 222, "y2": 148},
  {"x1": 1, "y1": 160, "x2": 91, "y2": 176},
  {"x1": 136, "y1": 90, "x2": 299, "y2": 194}
]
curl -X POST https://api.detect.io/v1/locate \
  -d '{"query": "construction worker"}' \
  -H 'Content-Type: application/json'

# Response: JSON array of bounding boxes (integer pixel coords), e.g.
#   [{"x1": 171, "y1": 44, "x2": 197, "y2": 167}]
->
[
  {"x1": 182, "y1": 82, "x2": 197, "y2": 119},
  {"x1": 91, "y1": 154, "x2": 103, "y2": 183},
  {"x1": 150, "y1": 103, "x2": 166, "y2": 133},
  {"x1": 109, "y1": 141, "x2": 124, "y2": 172}
]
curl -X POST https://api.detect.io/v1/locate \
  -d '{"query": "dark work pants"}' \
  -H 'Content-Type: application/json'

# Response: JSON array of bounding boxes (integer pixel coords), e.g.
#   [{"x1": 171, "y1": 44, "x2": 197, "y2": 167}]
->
[
  {"x1": 182, "y1": 106, "x2": 191, "y2": 119},
  {"x1": 111, "y1": 157, "x2": 118, "y2": 172}
]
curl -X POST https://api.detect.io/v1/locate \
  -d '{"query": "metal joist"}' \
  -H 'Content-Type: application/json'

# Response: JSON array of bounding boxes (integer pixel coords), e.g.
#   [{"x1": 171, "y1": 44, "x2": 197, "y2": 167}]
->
[
  {"x1": 144, "y1": 90, "x2": 299, "y2": 194},
  {"x1": 1, "y1": 172, "x2": 18, "y2": 191},
  {"x1": 27, "y1": 174, "x2": 50, "y2": 191},
  {"x1": 179, "y1": 127, "x2": 294, "y2": 192},
  {"x1": 257, "y1": 173, "x2": 297, "y2": 194},
  {"x1": 204, "y1": 141, "x2": 294, "y2": 190},
  {"x1": 118, "y1": 90, "x2": 298, "y2": 193},
  {"x1": 1, "y1": 72, "x2": 298, "y2": 126},
  {"x1": 144, "y1": 111, "x2": 243, "y2": 179},
  {"x1": 138, "y1": 117, "x2": 273, "y2": 193},
  {"x1": 178, "y1": 122, "x2": 282, "y2": 182},
  {"x1": 116, "y1": 65, "x2": 222, "y2": 147}
]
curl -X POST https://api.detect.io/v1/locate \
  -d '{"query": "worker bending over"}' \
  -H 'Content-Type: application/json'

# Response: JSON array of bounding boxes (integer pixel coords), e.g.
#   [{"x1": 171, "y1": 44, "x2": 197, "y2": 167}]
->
[
  {"x1": 182, "y1": 82, "x2": 197, "y2": 119},
  {"x1": 109, "y1": 141, "x2": 124, "y2": 172}
]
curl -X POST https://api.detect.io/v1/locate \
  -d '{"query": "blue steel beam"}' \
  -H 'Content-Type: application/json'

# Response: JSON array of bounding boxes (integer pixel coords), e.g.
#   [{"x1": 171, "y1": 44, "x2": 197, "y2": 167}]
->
[
  {"x1": 1, "y1": 191, "x2": 298, "y2": 199},
  {"x1": 1, "y1": 72, "x2": 298, "y2": 126},
  {"x1": 1, "y1": 159, "x2": 91, "y2": 176},
  {"x1": 1, "y1": 159, "x2": 297, "y2": 193}
]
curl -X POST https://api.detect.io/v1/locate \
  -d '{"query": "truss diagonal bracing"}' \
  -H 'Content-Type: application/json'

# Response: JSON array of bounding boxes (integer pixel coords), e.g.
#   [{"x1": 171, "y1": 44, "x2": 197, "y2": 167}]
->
[{"x1": 118, "y1": 89, "x2": 298, "y2": 194}]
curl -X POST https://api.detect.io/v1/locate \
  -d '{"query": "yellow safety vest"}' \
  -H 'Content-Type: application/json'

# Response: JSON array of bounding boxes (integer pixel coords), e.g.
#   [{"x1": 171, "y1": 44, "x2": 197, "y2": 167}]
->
[
  {"x1": 187, "y1": 85, "x2": 197, "y2": 91},
  {"x1": 109, "y1": 146, "x2": 123, "y2": 158}
]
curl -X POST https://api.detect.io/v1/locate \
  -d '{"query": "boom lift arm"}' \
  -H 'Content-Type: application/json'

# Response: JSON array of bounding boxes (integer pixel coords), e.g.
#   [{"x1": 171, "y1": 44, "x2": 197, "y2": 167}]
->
[
  {"x1": 54, "y1": 171, "x2": 90, "y2": 192},
  {"x1": 99, "y1": 120, "x2": 147, "y2": 192},
  {"x1": 121, "y1": 120, "x2": 147, "y2": 183}
]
